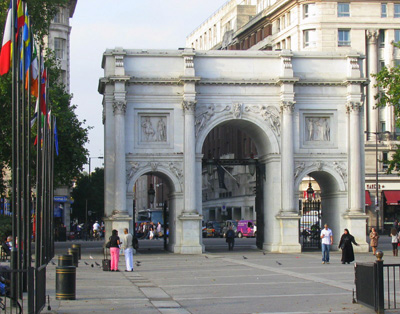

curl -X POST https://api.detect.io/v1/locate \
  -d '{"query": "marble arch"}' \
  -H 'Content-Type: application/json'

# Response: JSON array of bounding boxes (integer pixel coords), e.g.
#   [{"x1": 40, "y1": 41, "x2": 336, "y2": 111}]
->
[{"x1": 99, "y1": 48, "x2": 369, "y2": 254}]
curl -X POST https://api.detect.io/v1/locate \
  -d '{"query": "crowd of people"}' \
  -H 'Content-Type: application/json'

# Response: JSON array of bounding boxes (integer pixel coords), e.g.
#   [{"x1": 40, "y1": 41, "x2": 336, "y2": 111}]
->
[{"x1": 135, "y1": 222, "x2": 166, "y2": 240}]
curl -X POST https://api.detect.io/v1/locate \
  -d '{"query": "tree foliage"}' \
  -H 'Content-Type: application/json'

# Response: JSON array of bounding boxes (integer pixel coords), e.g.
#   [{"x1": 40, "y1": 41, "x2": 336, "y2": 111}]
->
[
  {"x1": 0, "y1": 0, "x2": 90, "y2": 191},
  {"x1": 374, "y1": 43, "x2": 400, "y2": 173},
  {"x1": 71, "y1": 168, "x2": 104, "y2": 223}
]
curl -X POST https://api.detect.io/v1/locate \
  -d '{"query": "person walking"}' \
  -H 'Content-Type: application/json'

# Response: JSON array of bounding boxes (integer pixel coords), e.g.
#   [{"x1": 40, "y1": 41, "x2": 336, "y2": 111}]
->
[
  {"x1": 109, "y1": 229, "x2": 120, "y2": 271},
  {"x1": 369, "y1": 227, "x2": 379, "y2": 256},
  {"x1": 121, "y1": 228, "x2": 134, "y2": 272},
  {"x1": 338, "y1": 229, "x2": 359, "y2": 264},
  {"x1": 226, "y1": 226, "x2": 235, "y2": 251},
  {"x1": 320, "y1": 224, "x2": 333, "y2": 264},
  {"x1": 390, "y1": 228, "x2": 399, "y2": 256}
]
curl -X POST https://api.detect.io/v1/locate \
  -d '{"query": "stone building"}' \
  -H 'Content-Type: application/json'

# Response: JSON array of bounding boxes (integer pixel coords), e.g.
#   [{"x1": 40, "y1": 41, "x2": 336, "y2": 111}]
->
[
  {"x1": 187, "y1": 0, "x2": 400, "y2": 231},
  {"x1": 99, "y1": 48, "x2": 367, "y2": 253}
]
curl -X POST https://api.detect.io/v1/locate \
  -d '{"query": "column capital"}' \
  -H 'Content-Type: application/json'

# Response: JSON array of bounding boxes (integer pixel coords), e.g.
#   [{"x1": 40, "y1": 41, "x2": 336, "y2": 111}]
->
[
  {"x1": 182, "y1": 100, "x2": 197, "y2": 113},
  {"x1": 280, "y1": 101, "x2": 295, "y2": 113},
  {"x1": 366, "y1": 29, "x2": 379, "y2": 45},
  {"x1": 346, "y1": 101, "x2": 363, "y2": 113},
  {"x1": 113, "y1": 101, "x2": 127, "y2": 115}
]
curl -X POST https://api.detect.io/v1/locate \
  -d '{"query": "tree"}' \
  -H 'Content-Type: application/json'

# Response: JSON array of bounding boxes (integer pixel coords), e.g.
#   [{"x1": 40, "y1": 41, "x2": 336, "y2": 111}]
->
[
  {"x1": 0, "y1": 0, "x2": 90, "y2": 190},
  {"x1": 374, "y1": 46, "x2": 400, "y2": 173},
  {"x1": 71, "y1": 168, "x2": 104, "y2": 223}
]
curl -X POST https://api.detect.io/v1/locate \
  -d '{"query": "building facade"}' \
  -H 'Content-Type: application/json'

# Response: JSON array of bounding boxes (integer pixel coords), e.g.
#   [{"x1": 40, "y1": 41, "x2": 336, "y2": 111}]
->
[
  {"x1": 99, "y1": 48, "x2": 367, "y2": 253},
  {"x1": 187, "y1": 0, "x2": 400, "y2": 230}
]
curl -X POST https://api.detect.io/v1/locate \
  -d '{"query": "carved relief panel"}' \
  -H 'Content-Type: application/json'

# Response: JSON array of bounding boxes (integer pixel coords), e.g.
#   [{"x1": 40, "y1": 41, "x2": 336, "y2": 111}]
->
[
  {"x1": 300, "y1": 111, "x2": 337, "y2": 148},
  {"x1": 135, "y1": 111, "x2": 173, "y2": 149}
]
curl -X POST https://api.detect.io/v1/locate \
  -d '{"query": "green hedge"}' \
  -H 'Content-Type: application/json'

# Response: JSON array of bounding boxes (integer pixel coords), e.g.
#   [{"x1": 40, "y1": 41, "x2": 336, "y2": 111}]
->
[{"x1": 0, "y1": 215, "x2": 12, "y2": 242}]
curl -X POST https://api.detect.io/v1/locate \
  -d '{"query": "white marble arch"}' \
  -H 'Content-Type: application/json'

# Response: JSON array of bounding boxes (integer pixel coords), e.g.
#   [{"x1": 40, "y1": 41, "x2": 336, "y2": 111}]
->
[{"x1": 195, "y1": 108, "x2": 280, "y2": 155}]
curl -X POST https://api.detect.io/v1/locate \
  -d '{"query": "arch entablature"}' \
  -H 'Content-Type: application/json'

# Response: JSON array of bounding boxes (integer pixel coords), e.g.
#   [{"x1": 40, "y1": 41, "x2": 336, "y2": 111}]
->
[
  {"x1": 294, "y1": 160, "x2": 347, "y2": 192},
  {"x1": 195, "y1": 103, "x2": 281, "y2": 155},
  {"x1": 126, "y1": 160, "x2": 183, "y2": 194}
]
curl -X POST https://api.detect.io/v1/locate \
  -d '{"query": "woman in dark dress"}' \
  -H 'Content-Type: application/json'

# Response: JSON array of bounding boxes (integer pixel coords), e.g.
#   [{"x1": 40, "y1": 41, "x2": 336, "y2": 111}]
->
[
  {"x1": 338, "y1": 229, "x2": 359, "y2": 264},
  {"x1": 109, "y1": 229, "x2": 120, "y2": 271}
]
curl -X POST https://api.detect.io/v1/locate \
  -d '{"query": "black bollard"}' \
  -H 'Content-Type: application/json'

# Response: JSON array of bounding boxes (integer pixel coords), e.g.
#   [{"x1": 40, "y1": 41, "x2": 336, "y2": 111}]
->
[
  {"x1": 58, "y1": 254, "x2": 73, "y2": 267},
  {"x1": 67, "y1": 248, "x2": 79, "y2": 267},
  {"x1": 56, "y1": 266, "x2": 76, "y2": 300},
  {"x1": 71, "y1": 244, "x2": 81, "y2": 260}
]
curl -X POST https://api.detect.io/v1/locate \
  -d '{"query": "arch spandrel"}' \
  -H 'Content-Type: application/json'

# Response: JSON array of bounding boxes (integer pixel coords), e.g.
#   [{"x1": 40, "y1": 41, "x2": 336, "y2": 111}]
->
[
  {"x1": 195, "y1": 103, "x2": 281, "y2": 155},
  {"x1": 126, "y1": 161, "x2": 183, "y2": 194},
  {"x1": 294, "y1": 161, "x2": 347, "y2": 193}
]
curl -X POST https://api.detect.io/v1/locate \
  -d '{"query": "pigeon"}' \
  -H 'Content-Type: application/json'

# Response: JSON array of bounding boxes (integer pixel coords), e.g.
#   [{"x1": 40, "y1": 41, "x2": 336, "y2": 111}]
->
[
  {"x1": 91, "y1": 264, "x2": 94, "y2": 268},
  {"x1": 263, "y1": 252, "x2": 266, "y2": 255},
  {"x1": 84, "y1": 261, "x2": 89, "y2": 265},
  {"x1": 89, "y1": 255, "x2": 94, "y2": 260},
  {"x1": 243, "y1": 256, "x2": 248, "y2": 260},
  {"x1": 276, "y1": 261, "x2": 282, "y2": 265},
  {"x1": 135, "y1": 263, "x2": 141, "y2": 267},
  {"x1": 204, "y1": 256, "x2": 209, "y2": 259},
  {"x1": 95, "y1": 262, "x2": 100, "y2": 266},
  {"x1": 136, "y1": 261, "x2": 141, "y2": 264}
]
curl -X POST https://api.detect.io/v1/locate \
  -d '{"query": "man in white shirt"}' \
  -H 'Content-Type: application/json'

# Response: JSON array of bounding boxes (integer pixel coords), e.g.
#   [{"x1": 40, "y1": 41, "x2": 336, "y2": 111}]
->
[
  {"x1": 92, "y1": 221, "x2": 100, "y2": 240},
  {"x1": 320, "y1": 224, "x2": 333, "y2": 264},
  {"x1": 122, "y1": 228, "x2": 134, "y2": 272}
]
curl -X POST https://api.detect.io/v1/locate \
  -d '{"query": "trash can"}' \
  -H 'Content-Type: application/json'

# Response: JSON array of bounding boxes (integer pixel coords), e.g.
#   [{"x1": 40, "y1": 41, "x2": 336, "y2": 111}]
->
[
  {"x1": 67, "y1": 248, "x2": 79, "y2": 267},
  {"x1": 71, "y1": 244, "x2": 81, "y2": 260},
  {"x1": 56, "y1": 266, "x2": 76, "y2": 300},
  {"x1": 58, "y1": 254, "x2": 73, "y2": 267}
]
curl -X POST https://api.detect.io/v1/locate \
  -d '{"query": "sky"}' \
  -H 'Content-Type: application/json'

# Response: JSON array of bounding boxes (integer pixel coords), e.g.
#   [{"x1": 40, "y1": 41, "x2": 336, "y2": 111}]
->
[{"x1": 70, "y1": 0, "x2": 228, "y2": 172}]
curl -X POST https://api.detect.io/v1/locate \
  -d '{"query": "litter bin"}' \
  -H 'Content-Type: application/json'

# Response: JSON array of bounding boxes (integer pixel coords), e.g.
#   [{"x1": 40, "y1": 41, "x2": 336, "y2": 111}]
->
[
  {"x1": 71, "y1": 244, "x2": 81, "y2": 260},
  {"x1": 67, "y1": 248, "x2": 79, "y2": 267},
  {"x1": 58, "y1": 254, "x2": 73, "y2": 266},
  {"x1": 56, "y1": 266, "x2": 76, "y2": 300}
]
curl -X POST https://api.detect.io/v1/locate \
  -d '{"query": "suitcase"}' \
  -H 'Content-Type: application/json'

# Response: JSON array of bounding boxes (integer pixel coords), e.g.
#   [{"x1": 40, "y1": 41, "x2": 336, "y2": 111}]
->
[{"x1": 102, "y1": 248, "x2": 111, "y2": 271}]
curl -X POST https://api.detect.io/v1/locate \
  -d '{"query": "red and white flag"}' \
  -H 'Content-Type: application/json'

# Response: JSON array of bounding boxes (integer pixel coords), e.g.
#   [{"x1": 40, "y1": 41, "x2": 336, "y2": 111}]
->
[{"x1": 0, "y1": 1, "x2": 12, "y2": 76}]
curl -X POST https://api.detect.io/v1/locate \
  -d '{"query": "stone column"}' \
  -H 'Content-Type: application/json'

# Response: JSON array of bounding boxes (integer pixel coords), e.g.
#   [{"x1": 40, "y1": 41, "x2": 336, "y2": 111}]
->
[
  {"x1": 280, "y1": 101, "x2": 296, "y2": 213},
  {"x1": 348, "y1": 102, "x2": 363, "y2": 213},
  {"x1": 182, "y1": 100, "x2": 197, "y2": 214},
  {"x1": 366, "y1": 29, "x2": 379, "y2": 140},
  {"x1": 113, "y1": 100, "x2": 128, "y2": 216}
]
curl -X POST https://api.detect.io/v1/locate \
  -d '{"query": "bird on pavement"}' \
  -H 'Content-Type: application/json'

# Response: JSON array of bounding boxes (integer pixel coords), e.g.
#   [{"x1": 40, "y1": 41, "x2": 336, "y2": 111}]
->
[
  {"x1": 276, "y1": 261, "x2": 282, "y2": 265},
  {"x1": 91, "y1": 264, "x2": 94, "y2": 268},
  {"x1": 243, "y1": 256, "x2": 248, "y2": 260},
  {"x1": 84, "y1": 261, "x2": 89, "y2": 265},
  {"x1": 135, "y1": 263, "x2": 141, "y2": 267},
  {"x1": 95, "y1": 262, "x2": 100, "y2": 266},
  {"x1": 89, "y1": 255, "x2": 94, "y2": 260},
  {"x1": 204, "y1": 256, "x2": 208, "y2": 259},
  {"x1": 263, "y1": 252, "x2": 266, "y2": 255}
]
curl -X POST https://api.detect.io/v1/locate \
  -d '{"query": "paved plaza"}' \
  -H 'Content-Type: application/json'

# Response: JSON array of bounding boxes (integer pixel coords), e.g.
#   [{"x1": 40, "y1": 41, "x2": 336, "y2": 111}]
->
[{"x1": 40, "y1": 238, "x2": 400, "y2": 314}]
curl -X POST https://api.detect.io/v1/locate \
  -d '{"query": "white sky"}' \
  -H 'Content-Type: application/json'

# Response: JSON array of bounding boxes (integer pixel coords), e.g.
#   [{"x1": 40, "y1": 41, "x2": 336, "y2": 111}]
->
[{"x1": 70, "y1": 0, "x2": 228, "y2": 172}]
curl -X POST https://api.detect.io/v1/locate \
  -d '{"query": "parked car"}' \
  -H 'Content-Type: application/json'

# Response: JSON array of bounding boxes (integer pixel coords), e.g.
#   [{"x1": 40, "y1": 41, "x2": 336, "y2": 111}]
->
[
  {"x1": 236, "y1": 220, "x2": 256, "y2": 238},
  {"x1": 204, "y1": 221, "x2": 222, "y2": 238},
  {"x1": 221, "y1": 220, "x2": 238, "y2": 238}
]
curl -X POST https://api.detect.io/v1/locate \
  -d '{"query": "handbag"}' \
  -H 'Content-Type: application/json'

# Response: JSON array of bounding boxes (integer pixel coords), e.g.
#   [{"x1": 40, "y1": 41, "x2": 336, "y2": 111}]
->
[{"x1": 105, "y1": 241, "x2": 111, "y2": 248}]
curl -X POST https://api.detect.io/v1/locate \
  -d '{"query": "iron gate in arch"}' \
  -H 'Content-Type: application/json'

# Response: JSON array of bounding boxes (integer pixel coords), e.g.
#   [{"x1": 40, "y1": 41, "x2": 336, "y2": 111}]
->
[{"x1": 299, "y1": 200, "x2": 321, "y2": 250}]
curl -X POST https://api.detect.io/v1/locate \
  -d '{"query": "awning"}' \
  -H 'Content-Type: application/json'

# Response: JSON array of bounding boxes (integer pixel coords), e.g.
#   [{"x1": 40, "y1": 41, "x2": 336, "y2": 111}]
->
[
  {"x1": 365, "y1": 191, "x2": 372, "y2": 206},
  {"x1": 383, "y1": 191, "x2": 400, "y2": 205}
]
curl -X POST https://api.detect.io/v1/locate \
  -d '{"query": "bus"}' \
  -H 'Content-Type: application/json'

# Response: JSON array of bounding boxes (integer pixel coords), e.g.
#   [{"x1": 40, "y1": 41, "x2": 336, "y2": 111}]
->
[{"x1": 137, "y1": 209, "x2": 164, "y2": 225}]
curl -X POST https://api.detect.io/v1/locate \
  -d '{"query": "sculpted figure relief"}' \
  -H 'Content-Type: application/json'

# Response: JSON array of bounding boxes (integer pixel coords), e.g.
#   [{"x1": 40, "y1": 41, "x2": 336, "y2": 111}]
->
[
  {"x1": 141, "y1": 117, "x2": 155, "y2": 141},
  {"x1": 306, "y1": 117, "x2": 330, "y2": 142},
  {"x1": 156, "y1": 118, "x2": 167, "y2": 142}
]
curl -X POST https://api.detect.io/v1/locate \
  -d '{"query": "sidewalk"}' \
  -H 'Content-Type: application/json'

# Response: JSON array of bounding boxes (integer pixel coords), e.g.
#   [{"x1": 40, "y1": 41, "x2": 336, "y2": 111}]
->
[{"x1": 41, "y1": 240, "x2": 399, "y2": 314}]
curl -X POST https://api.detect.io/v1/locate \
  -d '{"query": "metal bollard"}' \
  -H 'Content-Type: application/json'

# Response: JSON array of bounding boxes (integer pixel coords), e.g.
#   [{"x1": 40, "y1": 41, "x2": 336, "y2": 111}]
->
[
  {"x1": 71, "y1": 244, "x2": 81, "y2": 260},
  {"x1": 58, "y1": 254, "x2": 73, "y2": 267},
  {"x1": 56, "y1": 266, "x2": 76, "y2": 300},
  {"x1": 67, "y1": 248, "x2": 79, "y2": 267}
]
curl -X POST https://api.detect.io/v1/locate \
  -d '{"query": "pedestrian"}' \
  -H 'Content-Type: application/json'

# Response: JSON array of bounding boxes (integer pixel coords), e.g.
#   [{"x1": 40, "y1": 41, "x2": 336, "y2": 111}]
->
[
  {"x1": 320, "y1": 223, "x2": 333, "y2": 264},
  {"x1": 394, "y1": 219, "x2": 399, "y2": 232},
  {"x1": 156, "y1": 222, "x2": 162, "y2": 238},
  {"x1": 390, "y1": 228, "x2": 399, "y2": 256},
  {"x1": 338, "y1": 229, "x2": 359, "y2": 264},
  {"x1": 93, "y1": 221, "x2": 101, "y2": 240},
  {"x1": 109, "y1": 229, "x2": 120, "y2": 271},
  {"x1": 226, "y1": 226, "x2": 235, "y2": 251},
  {"x1": 369, "y1": 227, "x2": 379, "y2": 255},
  {"x1": 121, "y1": 228, "x2": 134, "y2": 272}
]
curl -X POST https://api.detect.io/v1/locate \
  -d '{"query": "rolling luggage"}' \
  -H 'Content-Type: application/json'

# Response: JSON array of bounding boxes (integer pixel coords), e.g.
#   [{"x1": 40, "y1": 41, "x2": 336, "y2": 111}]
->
[{"x1": 102, "y1": 248, "x2": 111, "y2": 271}]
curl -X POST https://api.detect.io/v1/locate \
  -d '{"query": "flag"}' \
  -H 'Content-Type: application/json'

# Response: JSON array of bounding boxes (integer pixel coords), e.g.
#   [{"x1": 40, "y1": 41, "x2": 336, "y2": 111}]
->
[
  {"x1": 22, "y1": 6, "x2": 31, "y2": 75},
  {"x1": 217, "y1": 165, "x2": 227, "y2": 190},
  {"x1": 40, "y1": 67, "x2": 47, "y2": 115},
  {"x1": 16, "y1": 0, "x2": 24, "y2": 30},
  {"x1": 54, "y1": 118, "x2": 59, "y2": 156},
  {"x1": 30, "y1": 97, "x2": 39, "y2": 128},
  {"x1": 0, "y1": 1, "x2": 12, "y2": 75},
  {"x1": 30, "y1": 42, "x2": 38, "y2": 96}
]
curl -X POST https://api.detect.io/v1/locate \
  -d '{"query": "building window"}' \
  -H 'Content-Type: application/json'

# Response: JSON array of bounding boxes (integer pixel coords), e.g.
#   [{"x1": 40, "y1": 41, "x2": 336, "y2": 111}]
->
[
  {"x1": 54, "y1": 38, "x2": 66, "y2": 60},
  {"x1": 396, "y1": 4, "x2": 400, "y2": 18},
  {"x1": 379, "y1": 30, "x2": 385, "y2": 48},
  {"x1": 338, "y1": 29, "x2": 350, "y2": 46},
  {"x1": 382, "y1": 152, "x2": 388, "y2": 170},
  {"x1": 303, "y1": 29, "x2": 316, "y2": 47},
  {"x1": 53, "y1": 9, "x2": 65, "y2": 24},
  {"x1": 303, "y1": 3, "x2": 315, "y2": 19},
  {"x1": 395, "y1": 30, "x2": 400, "y2": 43},
  {"x1": 338, "y1": 3, "x2": 350, "y2": 17},
  {"x1": 381, "y1": 3, "x2": 387, "y2": 18},
  {"x1": 395, "y1": 59, "x2": 400, "y2": 67}
]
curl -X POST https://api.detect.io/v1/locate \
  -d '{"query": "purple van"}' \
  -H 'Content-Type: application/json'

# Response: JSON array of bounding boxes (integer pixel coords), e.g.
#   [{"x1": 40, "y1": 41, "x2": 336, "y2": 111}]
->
[{"x1": 237, "y1": 220, "x2": 256, "y2": 238}]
